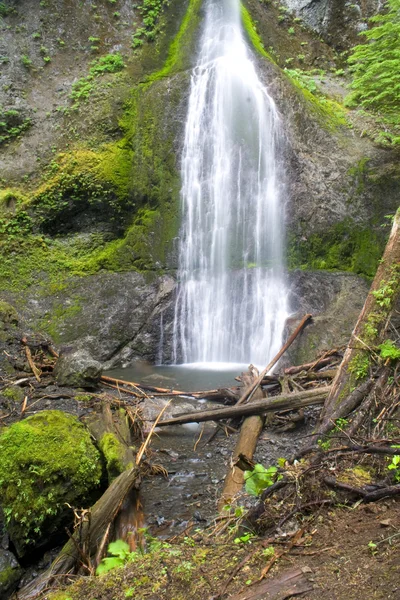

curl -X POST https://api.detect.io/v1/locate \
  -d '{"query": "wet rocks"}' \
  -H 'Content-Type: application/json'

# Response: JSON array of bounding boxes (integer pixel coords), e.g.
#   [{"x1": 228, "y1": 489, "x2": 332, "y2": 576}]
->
[
  {"x1": 0, "y1": 549, "x2": 22, "y2": 599},
  {"x1": 54, "y1": 349, "x2": 102, "y2": 388}
]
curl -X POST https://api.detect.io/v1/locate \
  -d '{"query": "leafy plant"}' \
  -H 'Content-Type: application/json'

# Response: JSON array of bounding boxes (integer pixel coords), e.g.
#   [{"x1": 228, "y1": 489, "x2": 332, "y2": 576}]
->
[
  {"x1": 378, "y1": 340, "x2": 400, "y2": 361},
  {"x1": 387, "y1": 450, "x2": 400, "y2": 482},
  {"x1": 234, "y1": 532, "x2": 254, "y2": 544},
  {"x1": 346, "y1": 0, "x2": 400, "y2": 112},
  {"x1": 244, "y1": 464, "x2": 281, "y2": 496},
  {"x1": 21, "y1": 54, "x2": 33, "y2": 68},
  {"x1": 96, "y1": 540, "x2": 137, "y2": 575}
]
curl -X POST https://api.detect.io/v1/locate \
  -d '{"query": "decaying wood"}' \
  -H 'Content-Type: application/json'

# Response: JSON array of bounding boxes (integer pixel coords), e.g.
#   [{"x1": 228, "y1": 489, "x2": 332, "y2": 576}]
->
[
  {"x1": 23, "y1": 345, "x2": 41, "y2": 382},
  {"x1": 226, "y1": 566, "x2": 313, "y2": 600},
  {"x1": 219, "y1": 372, "x2": 264, "y2": 509},
  {"x1": 318, "y1": 208, "x2": 400, "y2": 434},
  {"x1": 284, "y1": 354, "x2": 339, "y2": 376},
  {"x1": 84, "y1": 402, "x2": 135, "y2": 483},
  {"x1": 157, "y1": 387, "x2": 331, "y2": 427},
  {"x1": 237, "y1": 314, "x2": 313, "y2": 406},
  {"x1": 18, "y1": 467, "x2": 141, "y2": 600},
  {"x1": 101, "y1": 375, "x2": 185, "y2": 395}
]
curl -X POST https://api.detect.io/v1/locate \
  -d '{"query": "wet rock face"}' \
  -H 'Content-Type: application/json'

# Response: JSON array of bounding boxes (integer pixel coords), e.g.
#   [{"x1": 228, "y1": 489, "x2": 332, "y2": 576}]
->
[
  {"x1": 0, "y1": 549, "x2": 22, "y2": 599},
  {"x1": 54, "y1": 349, "x2": 102, "y2": 388},
  {"x1": 282, "y1": 0, "x2": 381, "y2": 49},
  {"x1": 285, "y1": 270, "x2": 370, "y2": 365}
]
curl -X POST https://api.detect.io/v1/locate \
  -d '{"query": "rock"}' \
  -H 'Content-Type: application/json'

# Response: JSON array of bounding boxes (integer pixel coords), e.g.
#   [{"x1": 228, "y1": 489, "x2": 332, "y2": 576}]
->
[
  {"x1": 0, "y1": 302, "x2": 18, "y2": 327},
  {"x1": 0, "y1": 549, "x2": 22, "y2": 599},
  {"x1": 54, "y1": 349, "x2": 102, "y2": 388},
  {"x1": 0, "y1": 410, "x2": 102, "y2": 557}
]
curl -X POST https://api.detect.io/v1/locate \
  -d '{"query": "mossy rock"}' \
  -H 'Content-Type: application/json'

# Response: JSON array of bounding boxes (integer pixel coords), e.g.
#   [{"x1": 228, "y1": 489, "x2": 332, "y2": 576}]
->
[
  {"x1": 0, "y1": 550, "x2": 22, "y2": 599},
  {"x1": 0, "y1": 410, "x2": 102, "y2": 557},
  {"x1": 1, "y1": 386, "x2": 25, "y2": 404},
  {"x1": 0, "y1": 302, "x2": 18, "y2": 326}
]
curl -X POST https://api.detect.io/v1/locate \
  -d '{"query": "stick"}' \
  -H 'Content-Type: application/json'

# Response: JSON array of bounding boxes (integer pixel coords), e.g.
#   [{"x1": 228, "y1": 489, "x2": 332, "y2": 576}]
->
[
  {"x1": 135, "y1": 400, "x2": 171, "y2": 465},
  {"x1": 24, "y1": 345, "x2": 41, "y2": 382},
  {"x1": 236, "y1": 314, "x2": 312, "y2": 406},
  {"x1": 156, "y1": 387, "x2": 330, "y2": 427}
]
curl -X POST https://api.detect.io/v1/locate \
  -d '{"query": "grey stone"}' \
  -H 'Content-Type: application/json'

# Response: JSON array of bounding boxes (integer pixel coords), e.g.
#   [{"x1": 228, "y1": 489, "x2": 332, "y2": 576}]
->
[
  {"x1": 54, "y1": 349, "x2": 102, "y2": 388},
  {"x1": 0, "y1": 550, "x2": 22, "y2": 599}
]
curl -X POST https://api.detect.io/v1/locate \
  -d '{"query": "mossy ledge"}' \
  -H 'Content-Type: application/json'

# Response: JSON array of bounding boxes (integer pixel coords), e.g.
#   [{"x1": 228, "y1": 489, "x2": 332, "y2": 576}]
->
[
  {"x1": 0, "y1": 0, "x2": 203, "y2": 293},
  {"x1": 287, "y1": 220, "x2": 386, "y2": 278}
]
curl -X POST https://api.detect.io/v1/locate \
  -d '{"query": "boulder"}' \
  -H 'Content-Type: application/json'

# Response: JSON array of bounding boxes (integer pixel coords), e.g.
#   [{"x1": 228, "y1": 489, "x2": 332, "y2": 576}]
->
[
  {"x1": 0, "y1": 410, "x2": 102, "y2": 557},
  {"x1": 54, "y1": 349, "x2": 102, "y2": 388},
  {"x1": 0, "y1": 549, "x2": 22, "y2": 599}
]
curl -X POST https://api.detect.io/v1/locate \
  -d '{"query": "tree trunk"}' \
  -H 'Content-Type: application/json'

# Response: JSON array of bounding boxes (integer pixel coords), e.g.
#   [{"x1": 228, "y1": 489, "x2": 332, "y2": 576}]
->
[{"x1": 317, "y1": 208, "x2": 400, "y2": 435}]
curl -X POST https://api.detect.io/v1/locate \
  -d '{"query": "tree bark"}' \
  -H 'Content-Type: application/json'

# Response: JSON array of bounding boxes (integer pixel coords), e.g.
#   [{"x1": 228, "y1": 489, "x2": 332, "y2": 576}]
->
[
  {"x1": 317, "y1": 208, "x2": 400, "y2": 434},
  {"x1": 157, "y1": 387, "x2": 330, "y2": 427}
]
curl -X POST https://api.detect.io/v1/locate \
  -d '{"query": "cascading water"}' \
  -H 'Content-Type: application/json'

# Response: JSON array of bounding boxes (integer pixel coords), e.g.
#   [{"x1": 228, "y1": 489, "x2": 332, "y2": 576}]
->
[{"x1": 173, "y1": 0, "x2": 289, "y2": 367}]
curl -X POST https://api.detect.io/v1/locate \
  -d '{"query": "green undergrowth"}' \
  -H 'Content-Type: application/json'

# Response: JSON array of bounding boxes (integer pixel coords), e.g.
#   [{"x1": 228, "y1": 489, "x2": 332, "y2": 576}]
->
[
  {"x1": 47, "y1": 536, "x2": 265, "y2": 600},
  {"x1": 0, "y1": 411, "x2": 102, "y2": 555},
  {"x1": 0, "y1": 108, "x2": 32, "y2": 145},
  {"x1": 287, "y1": 220, "x2": 385, "y2": 278},
  {"x1": 70, "y1": 53, "x2": 126, "y2": 105}
]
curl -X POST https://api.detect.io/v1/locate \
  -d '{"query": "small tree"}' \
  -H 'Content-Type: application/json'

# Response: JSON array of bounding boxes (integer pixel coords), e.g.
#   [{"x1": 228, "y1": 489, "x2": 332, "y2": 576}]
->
[{"x1": 346, "y1": 0, "x2": 400, "y2": 113}]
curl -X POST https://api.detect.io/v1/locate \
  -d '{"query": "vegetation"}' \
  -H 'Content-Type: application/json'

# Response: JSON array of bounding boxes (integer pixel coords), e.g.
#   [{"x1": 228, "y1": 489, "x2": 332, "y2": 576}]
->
[
  {"x1": 0, "y1": 411, "x2": 102, "y2": 554},
  {"x1": 70, "y1": 53, "x2": 125, "y2": 105},
  {"x1": 0, "y1": 108, "x2": 31, "y2": 144},
  {"x1": 244, "y1": 463, "x2": 281, "y2": 496},
  {"x1": 346, "y1": 0, "x2": 400, "y2": 145},
  {"x1": 132, "y1": 0, "x2": 168, "y2": 48}
]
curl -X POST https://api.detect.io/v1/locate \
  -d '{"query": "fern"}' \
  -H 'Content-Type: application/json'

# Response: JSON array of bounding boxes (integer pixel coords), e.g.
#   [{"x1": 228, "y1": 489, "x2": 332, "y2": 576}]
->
[{"x1": 346, "y1": 0, "x2": 400, "y2": 114}]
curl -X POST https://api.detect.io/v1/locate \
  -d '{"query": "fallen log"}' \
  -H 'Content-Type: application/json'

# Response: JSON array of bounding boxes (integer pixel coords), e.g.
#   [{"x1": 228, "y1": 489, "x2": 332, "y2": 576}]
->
[
  {"x1": 17, "y1": 467, "x2": 141, "y2": 600},
  {"x1": 219, "y1": 372, "x2": 264, "y2": 509},
  {"x1": 284, "y1": 356, "x2": 338, "y2": 376},
  {"x1": 237, "y1": 314, "x2": 312, "y2": 406},
  {"x1": 156, "y1": 387, "x2": 331, "y2": 427},
  {"x1": 226, "y1": 566, "x2": 313, "y2": 600}
]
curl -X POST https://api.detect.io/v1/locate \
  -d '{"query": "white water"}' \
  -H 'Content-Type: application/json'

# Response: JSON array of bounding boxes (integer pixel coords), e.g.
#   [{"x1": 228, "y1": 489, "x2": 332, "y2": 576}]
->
[{"x1": 173, "y1": 0, "x2": 288, "y2": 366}]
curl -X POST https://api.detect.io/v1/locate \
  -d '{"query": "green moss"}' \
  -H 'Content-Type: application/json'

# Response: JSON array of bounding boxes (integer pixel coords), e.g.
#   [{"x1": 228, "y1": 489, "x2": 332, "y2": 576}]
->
[
  {"x1": 1, "y1": 386, "x2": 25, "y2": 402},
  {"x1": 0, "y1": 0, "x2": 200, "y2": 292},
  {"x1": 0, "y1": 188, "x2": 27, "y2": 213},
  {"x1": 0, "y1": 410, "x2": 102, "y2": 555},
  {"x1": 146, "y1": 0, "x2": 203, "y2": 82},
  {"x1": 240, "y1": 3, "x2": 274, "y2": 62},
  {"x1": 287, "y1": 221, "x2": 384, "y2": 278},
  {"x1": 75, "y1": 394, "x2": 94, "y2": 402},
  {"x1": 99, "y1": 433, "x2": 127, "y2": 481},
  {"x1": 286, "y1": 71, "x2": 348, "y2": 131},
  {"x1": 0, "y1": 300, "x2": 18, "y2": 325}
]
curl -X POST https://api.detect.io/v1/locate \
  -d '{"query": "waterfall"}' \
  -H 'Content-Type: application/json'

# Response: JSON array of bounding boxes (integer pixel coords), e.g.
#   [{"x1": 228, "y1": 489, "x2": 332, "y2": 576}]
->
[{"x1": 173, "y1": 0, "x2": 288, "y2": 367}]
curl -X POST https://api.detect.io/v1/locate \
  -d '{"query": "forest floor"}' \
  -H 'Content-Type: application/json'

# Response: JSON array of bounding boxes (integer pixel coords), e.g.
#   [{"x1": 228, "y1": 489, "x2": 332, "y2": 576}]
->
[{"x1": 47, "y1": 500, "x2": 400, "y2": 600}]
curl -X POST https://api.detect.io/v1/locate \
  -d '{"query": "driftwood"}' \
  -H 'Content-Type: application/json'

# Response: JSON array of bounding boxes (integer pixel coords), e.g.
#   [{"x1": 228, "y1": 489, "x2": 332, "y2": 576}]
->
[
  {"x1": 157, "y1": 387, "x2": 331, "y2": 427},
  {"x1": 318, "y1": 208, "x2": 400, "y2": 434},
  {"x1": 219, "y1": 372, "x2": 264, "y2": 509},
  {"x1": 226, "y1": 566, "x2": 313, "y2": 600},
  {"x1": 237, "y1": 314, "x2": 312, "y2": 406}
]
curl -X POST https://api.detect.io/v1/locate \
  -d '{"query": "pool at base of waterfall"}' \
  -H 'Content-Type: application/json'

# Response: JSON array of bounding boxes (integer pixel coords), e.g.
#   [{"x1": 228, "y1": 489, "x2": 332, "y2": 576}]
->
[{"x1": 104, "y1": 362, "x2": 253, "y2": 393}]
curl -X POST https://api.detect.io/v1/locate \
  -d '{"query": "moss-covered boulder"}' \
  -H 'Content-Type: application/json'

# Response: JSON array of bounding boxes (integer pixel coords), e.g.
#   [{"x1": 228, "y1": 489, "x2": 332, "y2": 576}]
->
[{"x1": 0, "y1": 411, "x2": 102, "y2": 557}]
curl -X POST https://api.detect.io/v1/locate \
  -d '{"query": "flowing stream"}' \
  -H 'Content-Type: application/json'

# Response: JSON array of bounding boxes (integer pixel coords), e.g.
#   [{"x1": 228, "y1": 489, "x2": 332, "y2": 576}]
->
[{"x1": 173, "y1": 0, "x2": 288, "y2": 367}]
